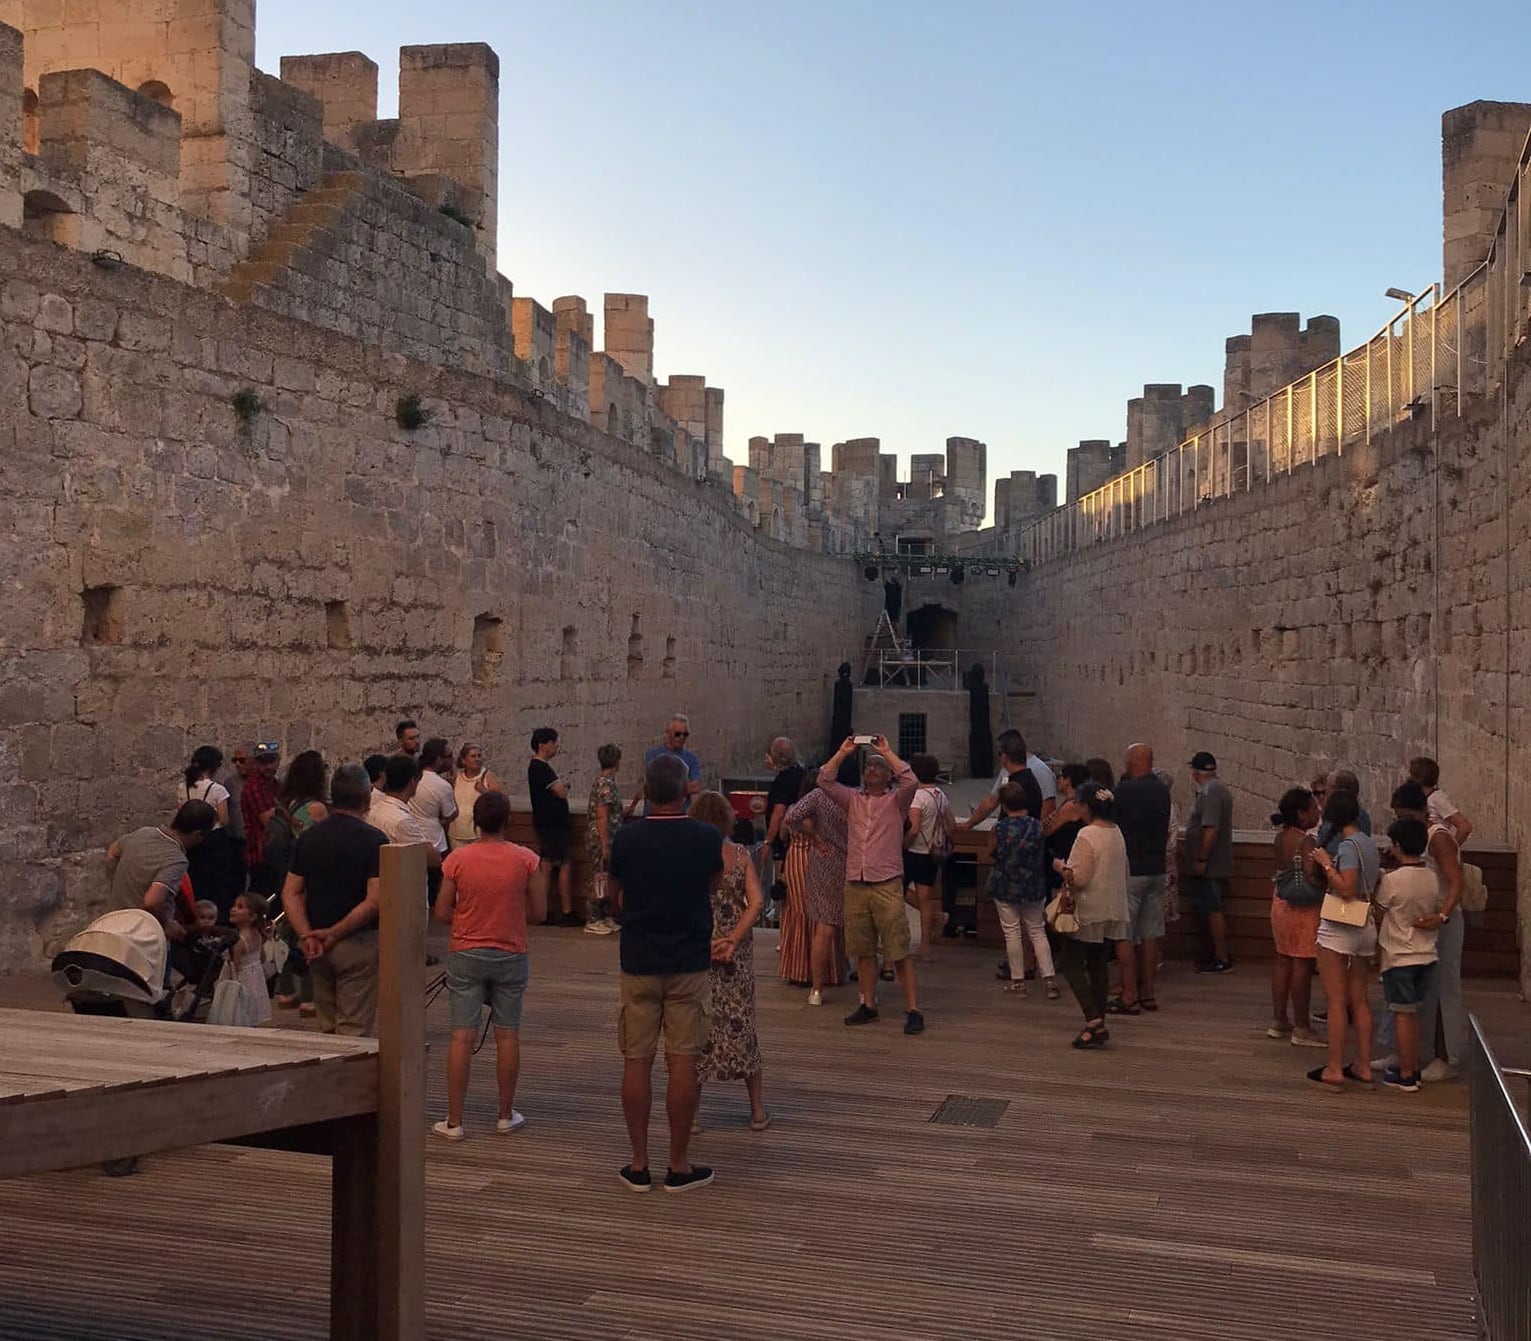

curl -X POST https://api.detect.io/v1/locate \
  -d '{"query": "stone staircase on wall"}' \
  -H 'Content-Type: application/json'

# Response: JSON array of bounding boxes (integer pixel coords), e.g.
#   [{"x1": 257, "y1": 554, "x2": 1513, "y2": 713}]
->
[{"x1": 215, "y1": 153, "x2": 514, "y2": 380}]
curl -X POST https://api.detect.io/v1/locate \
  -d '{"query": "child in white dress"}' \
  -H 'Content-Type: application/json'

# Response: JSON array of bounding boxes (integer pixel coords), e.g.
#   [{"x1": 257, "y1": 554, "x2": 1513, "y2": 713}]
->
[{"x1": 229, "y1": 893, "x2": 273, "y2": 1026}]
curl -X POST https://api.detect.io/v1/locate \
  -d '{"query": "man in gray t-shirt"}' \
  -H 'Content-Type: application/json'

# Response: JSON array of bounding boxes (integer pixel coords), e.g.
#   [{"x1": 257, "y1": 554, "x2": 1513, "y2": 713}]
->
[
  {"x1": 1185, "y1": 751, "x2": 1234, "y2": 973},
  {"x1": 105, "y1": 801, "x2": 217, "y2": 939}
]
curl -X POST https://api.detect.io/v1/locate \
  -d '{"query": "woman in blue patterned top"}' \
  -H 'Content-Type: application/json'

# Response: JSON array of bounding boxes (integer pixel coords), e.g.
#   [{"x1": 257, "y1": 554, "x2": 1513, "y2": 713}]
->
[{"x1": 988, "y1": 781, "x2": 1057, "y2": 999}]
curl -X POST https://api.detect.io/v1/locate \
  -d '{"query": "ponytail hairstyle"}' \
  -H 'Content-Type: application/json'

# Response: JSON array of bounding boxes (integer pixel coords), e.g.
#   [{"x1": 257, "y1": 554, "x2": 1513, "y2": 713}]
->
[{"x1": 185, "y1": 744, "x2": 224, "y2": 792}]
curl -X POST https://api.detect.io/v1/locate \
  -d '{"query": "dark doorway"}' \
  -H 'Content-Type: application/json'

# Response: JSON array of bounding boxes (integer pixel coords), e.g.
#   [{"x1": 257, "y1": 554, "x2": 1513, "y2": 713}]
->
[{"x1": 906, "y1": 603, "x2": 957, "y2": 652}]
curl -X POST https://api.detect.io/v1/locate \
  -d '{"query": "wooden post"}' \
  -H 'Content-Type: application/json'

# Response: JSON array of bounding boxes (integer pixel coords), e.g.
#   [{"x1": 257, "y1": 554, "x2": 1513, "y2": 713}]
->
[{"x1": 375, "y1": 841, "x2": 427, "y2": 1341}]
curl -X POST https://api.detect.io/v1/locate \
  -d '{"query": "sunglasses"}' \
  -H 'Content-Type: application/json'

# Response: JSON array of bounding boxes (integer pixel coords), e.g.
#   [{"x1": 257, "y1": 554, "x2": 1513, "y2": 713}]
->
[{"x1": 671, "y1": 731, "x2": 690, "y2": 739}]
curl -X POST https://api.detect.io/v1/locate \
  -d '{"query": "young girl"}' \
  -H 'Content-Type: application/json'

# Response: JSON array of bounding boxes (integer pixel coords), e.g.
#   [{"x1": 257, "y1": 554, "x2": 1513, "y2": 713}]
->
[{"x1": 229, "y1": 893, "x2": 273, "y2": 1026}]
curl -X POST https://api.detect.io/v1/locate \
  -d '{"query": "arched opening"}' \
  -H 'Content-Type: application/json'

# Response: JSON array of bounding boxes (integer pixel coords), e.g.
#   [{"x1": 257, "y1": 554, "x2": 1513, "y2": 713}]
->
[
  {"x1": 605, "y1": 403, "x2": 619, "y2": 435},
  {"x1": 536, "y1": 354, "x2": 549, "y2": 385},
  {"x1": 906, "y1": 603, "x2": 959, "y2": 653},
  {"x1": 21, "y1": 88, "x2": 38, "y2": 155},
  {"x1": 22, "y1": 190, "x2": 77, "y2": 246},
  {"x1": 137, "y1": 80, "x2": 174, "y2": 109}
]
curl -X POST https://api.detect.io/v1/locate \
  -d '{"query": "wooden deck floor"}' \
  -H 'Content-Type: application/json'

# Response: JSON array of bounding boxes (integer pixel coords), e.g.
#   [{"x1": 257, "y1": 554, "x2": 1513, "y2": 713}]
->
[{"x1": 0, "y1": 928, "x2": 1524, "y2": 1340}]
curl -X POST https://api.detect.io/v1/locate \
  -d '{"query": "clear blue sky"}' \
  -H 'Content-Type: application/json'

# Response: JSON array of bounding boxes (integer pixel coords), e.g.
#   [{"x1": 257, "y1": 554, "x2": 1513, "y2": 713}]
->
[{"x1": 257, "y1": 0, "x2": 1531, "y2": 501}]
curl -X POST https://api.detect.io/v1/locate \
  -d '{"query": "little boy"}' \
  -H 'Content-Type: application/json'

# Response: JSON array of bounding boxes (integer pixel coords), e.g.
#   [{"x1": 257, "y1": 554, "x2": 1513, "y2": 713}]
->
[{"x1": 1373, "y1": 817, "x2": 1446, "y2": 1092}]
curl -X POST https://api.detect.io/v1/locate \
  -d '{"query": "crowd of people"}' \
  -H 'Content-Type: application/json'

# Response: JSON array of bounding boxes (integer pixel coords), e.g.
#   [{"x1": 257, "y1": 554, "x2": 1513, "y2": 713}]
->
[{"x1": 102, "y1": 710, "x2": 1477, "y2": 1192}]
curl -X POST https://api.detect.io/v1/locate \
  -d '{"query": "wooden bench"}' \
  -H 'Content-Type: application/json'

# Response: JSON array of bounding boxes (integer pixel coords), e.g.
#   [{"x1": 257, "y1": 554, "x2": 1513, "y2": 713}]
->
[{"x1": 0, "y1": 844, "x2": 428, "y2": 1340}]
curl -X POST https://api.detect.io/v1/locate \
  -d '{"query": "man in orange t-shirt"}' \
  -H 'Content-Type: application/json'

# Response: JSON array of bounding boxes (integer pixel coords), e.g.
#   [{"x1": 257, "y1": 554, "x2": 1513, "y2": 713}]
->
[{"x1": 431, "y1": 790, "x2": 547, "y2": 1140}]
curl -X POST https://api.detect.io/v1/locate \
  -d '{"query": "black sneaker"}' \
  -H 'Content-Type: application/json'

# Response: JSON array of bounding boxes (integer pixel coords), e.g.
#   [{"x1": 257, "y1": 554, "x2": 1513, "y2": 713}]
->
[
  {"x1": 904, "y1": 1010, "x2": 925, "y2": 1035},
  {"x1": 663, "y1": 1165, "x2": 714, "y2": 1194},
  {"x1": 618, "y1": 1164, "x2": 652, "y2": 1194},
  {"x1": 844, "y1": 1003, "x2": 879, "y2": 1026},
  {"x1": 1196, "y1": 958, "x2": 1233, "y2": 974}
]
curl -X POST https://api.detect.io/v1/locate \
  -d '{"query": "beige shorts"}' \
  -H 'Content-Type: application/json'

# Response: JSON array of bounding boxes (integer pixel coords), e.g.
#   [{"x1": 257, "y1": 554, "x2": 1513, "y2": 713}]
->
[
  {"x1": 617, "y1": 971, "x2": 711, "y2": 1059},
  {"x1": 844, "y1": 877, "x2": 912, "y2": 963}
]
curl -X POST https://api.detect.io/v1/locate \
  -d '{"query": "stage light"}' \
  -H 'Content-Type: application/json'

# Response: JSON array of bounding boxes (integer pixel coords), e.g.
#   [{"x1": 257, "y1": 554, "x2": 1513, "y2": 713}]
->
[
  {"x1": 863, "y1": 564, "x2": 879, "y2": 581},
  {"x1": 950, "y1": 564, "x2": 964, "y2": 585},
  {"x1": 1007, "y1": 570, "x2": 1018, "y2": 587}
]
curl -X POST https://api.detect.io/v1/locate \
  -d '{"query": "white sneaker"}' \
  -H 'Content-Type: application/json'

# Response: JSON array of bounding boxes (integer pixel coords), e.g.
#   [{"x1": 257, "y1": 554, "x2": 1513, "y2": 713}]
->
[
  {"x1": 496, "y1": 1110, "x2": 526, "y2": 1133},
  {"x1": 432, "y1": 1120, "x2": 465, "y2": 1142},
  {"x1": 1372, "y1": 1054, "x2": 1399, "y2": 1072},
  {"x1": 584, "y1": 919, "x2": 614, "y2": 936},
  {"x1": 807, "y1": 989, "x2": 823, "y2": 1007},
  {"x1": 1290, "y1": 1028, "x2": 1326, "y2": 1048},
  {"x1": 1420, "y1": 1059, "x2": 1459, "y2": 1083}
]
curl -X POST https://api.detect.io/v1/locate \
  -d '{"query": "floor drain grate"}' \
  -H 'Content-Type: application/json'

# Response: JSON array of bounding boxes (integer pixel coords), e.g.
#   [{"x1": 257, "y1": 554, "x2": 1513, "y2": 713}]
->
[{"x1": 928, "y1": 1095, "x2": 1009, "y2": 1128}]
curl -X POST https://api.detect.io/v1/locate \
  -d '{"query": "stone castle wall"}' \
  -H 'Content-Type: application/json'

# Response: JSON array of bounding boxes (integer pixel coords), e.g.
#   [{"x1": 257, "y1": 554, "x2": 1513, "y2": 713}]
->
[
  {"x1": 955, "y1": 339, "x2": 1531, "y2": 985},
  {"x1": 0, "y1": 226, "x2": 878, "y2": 969}
]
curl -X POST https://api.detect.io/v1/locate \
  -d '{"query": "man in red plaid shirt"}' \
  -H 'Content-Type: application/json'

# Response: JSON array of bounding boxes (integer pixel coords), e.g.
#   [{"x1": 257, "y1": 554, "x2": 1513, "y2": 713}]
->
[{"x1": 242, "y1": 741, "x2": 281, "y2": 891}]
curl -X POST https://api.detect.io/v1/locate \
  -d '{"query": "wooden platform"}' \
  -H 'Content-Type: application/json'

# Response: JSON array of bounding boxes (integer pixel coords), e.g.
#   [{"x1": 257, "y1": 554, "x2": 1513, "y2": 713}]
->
[{"x1": 0, "y1": 927, "x2": 1523, "y2": 1340}]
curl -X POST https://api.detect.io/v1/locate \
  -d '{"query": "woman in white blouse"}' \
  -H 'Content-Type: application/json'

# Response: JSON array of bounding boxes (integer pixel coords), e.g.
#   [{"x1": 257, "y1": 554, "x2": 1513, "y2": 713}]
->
[{"x1": 1051, "y1": 783, "x2": 1130, "y2": 1049}]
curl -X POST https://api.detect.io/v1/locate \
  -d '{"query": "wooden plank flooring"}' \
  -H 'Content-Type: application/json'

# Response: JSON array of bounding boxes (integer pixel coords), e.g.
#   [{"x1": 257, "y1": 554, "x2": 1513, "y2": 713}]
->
[{"x1": 0, "y1": 928, "x2": 1524, "y2": 1340}]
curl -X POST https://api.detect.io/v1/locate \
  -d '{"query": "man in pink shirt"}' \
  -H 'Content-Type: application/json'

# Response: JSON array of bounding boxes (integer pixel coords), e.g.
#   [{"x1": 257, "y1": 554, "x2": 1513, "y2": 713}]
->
[{"x1": 819, "y1": 735, "x2": 924, "y2": 1034}]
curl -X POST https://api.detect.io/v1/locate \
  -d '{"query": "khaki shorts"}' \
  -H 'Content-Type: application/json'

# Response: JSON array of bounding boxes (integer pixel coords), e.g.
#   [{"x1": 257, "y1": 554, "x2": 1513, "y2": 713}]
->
[
  {"x1": 844, "y1": 877, "x2": 911, "y2": 963},
  {"x1": 617, "y1": 971, "x2": 711, "y2": 1059}
]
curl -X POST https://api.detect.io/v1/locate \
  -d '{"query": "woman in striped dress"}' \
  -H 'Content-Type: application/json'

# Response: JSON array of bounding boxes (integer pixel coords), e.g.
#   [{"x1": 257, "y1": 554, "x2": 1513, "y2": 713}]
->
[
  {"x1": 784, "y1": 767, "x2": 849, "y2": 1005},
  {"x1": 776, "y1": 768, "x2": 814, "y2": 987}
]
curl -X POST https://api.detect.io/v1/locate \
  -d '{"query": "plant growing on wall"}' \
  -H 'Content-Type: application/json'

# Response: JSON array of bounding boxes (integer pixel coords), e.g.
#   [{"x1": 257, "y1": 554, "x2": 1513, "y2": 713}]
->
[
  {"x1": 396, "y1": 393, "x2": 432, "y2": 431},
  {"x1": 231, "y1": 388, "x2": 262, "y2": 423}
]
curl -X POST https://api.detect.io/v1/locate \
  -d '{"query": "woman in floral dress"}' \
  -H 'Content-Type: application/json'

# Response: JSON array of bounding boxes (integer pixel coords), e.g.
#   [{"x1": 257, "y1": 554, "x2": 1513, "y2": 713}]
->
[
  {"x1": 691, "y1": 792, "x2": 770, "y2": 1131},
  {"x1": 784, "y1": 767, "x2": 849, "y2": 1006},
  {"x1": 584, "y1": 743, "x2": 624, "y2": 933}
]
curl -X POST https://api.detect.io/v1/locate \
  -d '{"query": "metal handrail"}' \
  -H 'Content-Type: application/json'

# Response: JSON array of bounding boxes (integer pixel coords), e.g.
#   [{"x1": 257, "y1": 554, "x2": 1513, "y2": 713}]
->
[
  {"x1": 869, "y1": 647, "x2": 997, "y2": 690},
  {"x1": 1468, "y1": 1013, "x2": 1531, "y2": 1340}
]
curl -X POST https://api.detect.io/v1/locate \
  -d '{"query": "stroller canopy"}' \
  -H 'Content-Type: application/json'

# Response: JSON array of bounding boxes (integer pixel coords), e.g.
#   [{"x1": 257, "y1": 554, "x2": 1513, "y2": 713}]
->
[{"x1": 52, "y1": 909, "x2": 168, "y2": 1003}]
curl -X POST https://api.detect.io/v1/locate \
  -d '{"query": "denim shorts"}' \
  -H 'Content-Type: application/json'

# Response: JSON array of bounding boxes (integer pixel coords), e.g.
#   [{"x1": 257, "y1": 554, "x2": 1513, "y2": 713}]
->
[
  {"x1": 1381, "y1": 962, "x2": 1436, "y2": 1014},
  {"x1": 446, "y1": 948, "x2": 529, "y2": 1030},
  {"x1": 1125, "y1": 874, "x2": 1167, "y2": 942}
]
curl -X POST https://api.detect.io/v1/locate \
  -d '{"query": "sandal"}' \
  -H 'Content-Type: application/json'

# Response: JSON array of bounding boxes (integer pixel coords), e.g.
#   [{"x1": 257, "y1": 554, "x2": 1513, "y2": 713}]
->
[
  {"x1": 1306, "y1": 1066, "x2": 1345, "y2": 1093},
  {"x1": 1105, "y1": 996, "x2": 1142, "y2": 1016},
  {"x1": 1071, "y1": 1024, "x2": 1110, "y2": 1049},
  {"x1": 1342, "y1": 1065, "x2": 1376, "y2": 1090},
  {"x1": 1002, "y1": 981, "x2": 1029, "y2": 996},
  {"x1": 750, "y1": 1114, "x2": 773, "y2": 1132},
  {"x1": 1140, "y1": 996, "x2": 1159, "y2": 1012}
]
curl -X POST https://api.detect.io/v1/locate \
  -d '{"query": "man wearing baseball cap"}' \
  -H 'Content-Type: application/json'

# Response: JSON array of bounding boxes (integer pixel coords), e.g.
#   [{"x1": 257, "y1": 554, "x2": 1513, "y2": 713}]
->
[{"x1": 1185, "y1": 751, "x2": 1234, "y2": 973}]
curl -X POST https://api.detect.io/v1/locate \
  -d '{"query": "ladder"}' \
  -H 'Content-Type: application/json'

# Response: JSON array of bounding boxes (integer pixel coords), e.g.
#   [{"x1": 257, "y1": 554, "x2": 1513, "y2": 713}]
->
[{"x1": 861, "y1": 609, "x2": 910, "y2": 683}]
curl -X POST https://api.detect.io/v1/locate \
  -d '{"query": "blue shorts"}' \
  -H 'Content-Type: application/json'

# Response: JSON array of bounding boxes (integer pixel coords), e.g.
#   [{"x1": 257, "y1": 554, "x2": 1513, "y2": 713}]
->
[
  {"x1": 446, "y1": 949, "x2": 529, "y2": 1030},
  {"x1": 1186, "y1": 875, "x2": 1223, "y2": 914},
  {"x1": 1381, "y1": 962, "x2": 1435, "y2": 1014}
]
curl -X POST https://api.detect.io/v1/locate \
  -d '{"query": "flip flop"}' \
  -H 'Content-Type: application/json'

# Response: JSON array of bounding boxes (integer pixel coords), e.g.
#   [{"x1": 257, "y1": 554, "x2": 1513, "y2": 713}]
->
[
  {"x1": 1342, "y1": 1065, "x2": 1377, "y2": 1090},
  {"x1": 750, "y1": 1114, "x2": 773, "y2": 1132},
  {"x1": 1139, "y1": 996, "x2": 1159, "y2": 1012},
  {"x1": 1306, "y1": 1066, "x2": 1345, "y2": 1093},
  {"x1": 1105, "y1": 996, "x2": 1142, "y2": 1016}
]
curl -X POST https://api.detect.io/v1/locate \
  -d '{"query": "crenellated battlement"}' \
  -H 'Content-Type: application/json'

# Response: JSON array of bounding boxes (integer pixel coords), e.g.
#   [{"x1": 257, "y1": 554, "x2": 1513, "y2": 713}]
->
[{"x1": 0, "y1": 4, "x2": 987, "y2": 557}]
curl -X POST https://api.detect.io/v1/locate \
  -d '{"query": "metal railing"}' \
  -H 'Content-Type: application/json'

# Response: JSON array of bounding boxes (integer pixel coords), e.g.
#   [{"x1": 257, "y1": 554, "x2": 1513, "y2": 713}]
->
[
  {"x1": 1014, "y1": 123, "x2": 1531, "y2": 567},
  {"x1": 1469, "y1": 1014, "x2": 1531, "y2": 1340},
  {"x1": 867, "y1": 647, "x2": 997, "y2": 690}
]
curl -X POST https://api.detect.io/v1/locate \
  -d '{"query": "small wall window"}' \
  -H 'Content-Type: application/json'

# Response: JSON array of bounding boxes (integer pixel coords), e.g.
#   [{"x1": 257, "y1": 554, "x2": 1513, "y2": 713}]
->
[
  {"x1": 472, "y1": 614, "x2": 503, "y2": 684},
  {"x1": 325, "y1": 600, "x2": 352, "y2": 649},
  {"x1": 897, "y1": 712, "x2": 927, "y2": 760},
  {"x1": 606, "y1": 403, "x2": 619, "y2": 435},
  {"x1": 23, "y1": 190, "x2": 78, "y2": 247},
  {"x1": 21, "y1": 88, "x2": 39, "y2": 156},
  {"x1": 81, "y1": 585, "x2": 122, "y2": 646},
  {"x1": 137, "y1": 80, "x2": 174, "y2": 109},
  {"x1": 662, "y1": 635, "x2": 677, "y2": 679},
  {"x1": 560, "y1": 626, "x2": 578, "y2": 680},
  {"x1": 626, "y1": 615, "x2": 644, "y2": 680}
]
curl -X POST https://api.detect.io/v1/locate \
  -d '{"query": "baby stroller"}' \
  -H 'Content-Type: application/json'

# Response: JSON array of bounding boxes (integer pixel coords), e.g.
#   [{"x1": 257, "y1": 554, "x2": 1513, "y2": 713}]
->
[{"x1": 52, "y1": 908, "x2": 237, "y2": 1022}]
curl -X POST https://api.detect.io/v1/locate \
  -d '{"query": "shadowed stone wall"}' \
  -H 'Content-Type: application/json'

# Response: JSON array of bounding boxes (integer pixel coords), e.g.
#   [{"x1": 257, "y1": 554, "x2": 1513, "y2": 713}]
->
[{"x1": 0, "y1": 227, "x2": 876, "y2": 968}]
